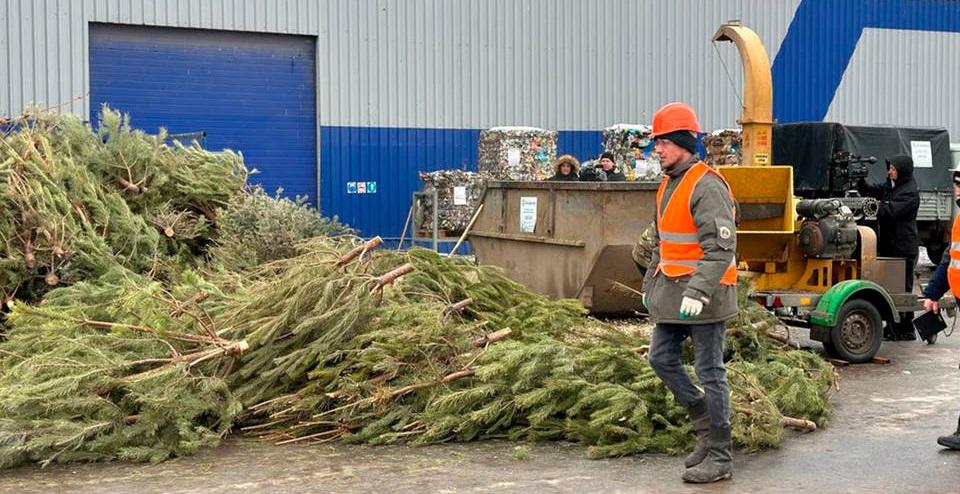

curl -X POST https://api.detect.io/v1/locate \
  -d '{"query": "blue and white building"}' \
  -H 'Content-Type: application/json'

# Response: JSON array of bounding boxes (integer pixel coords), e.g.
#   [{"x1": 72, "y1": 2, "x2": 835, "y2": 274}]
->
[{"x1": 2, "y1": 0, "x2": 960, "y2": 238}]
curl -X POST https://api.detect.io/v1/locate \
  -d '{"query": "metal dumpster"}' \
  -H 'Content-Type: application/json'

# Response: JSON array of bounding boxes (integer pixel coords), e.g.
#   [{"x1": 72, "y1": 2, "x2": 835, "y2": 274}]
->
[{"x1": 468, "y1": 180, "x2": 659, "y2": 315}]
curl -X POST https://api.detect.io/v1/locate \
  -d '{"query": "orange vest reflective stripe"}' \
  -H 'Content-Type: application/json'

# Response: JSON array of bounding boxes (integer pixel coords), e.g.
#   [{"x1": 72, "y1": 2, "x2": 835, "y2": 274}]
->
[
  {"x1": 656, "y1": 162, "x2": 737, "y2": 285},
  {"x1": 947, "y1": 215, "x2": 960, "y2": 298}
]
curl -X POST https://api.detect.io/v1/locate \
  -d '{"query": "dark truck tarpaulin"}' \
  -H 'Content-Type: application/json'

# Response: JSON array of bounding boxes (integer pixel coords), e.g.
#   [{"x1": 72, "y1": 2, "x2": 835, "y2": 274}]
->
[{"x1": 772, "y1": 122, "x2": 953, "y2": 196}]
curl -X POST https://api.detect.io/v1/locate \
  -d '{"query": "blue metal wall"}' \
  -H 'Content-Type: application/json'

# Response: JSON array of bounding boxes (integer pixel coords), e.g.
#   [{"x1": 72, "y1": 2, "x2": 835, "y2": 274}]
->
[
  {"x1": 89, "y1": 23, "x2": 318, "y2": 202},
  {"x1": 319, "y1": 127, "x2": 611, "y2": 237},
  {"x1": 320, "y1": 126, "x2": 477, "y2": 237},
  {"x1": 317, "y1": 128, "x2": 710, "y2": 238}
]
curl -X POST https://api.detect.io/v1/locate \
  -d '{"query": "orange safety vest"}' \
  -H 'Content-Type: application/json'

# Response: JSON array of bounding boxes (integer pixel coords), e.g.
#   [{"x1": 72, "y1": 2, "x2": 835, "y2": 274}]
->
[
  {"x1": 655, "y1": 162, "x2": 738, "y2": 285},
  {"x1": 948, "y1": 215, "x2": 960, "y2": 298}
]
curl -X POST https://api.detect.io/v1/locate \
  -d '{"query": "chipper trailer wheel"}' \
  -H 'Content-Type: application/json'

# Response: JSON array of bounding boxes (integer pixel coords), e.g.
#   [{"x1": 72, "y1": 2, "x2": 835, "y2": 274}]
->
[{"x1": 827, "y1": 299, "x2": 883, "y2": 363}]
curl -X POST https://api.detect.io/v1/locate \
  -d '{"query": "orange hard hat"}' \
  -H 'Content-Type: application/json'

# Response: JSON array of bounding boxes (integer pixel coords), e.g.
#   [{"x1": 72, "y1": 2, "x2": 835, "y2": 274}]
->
[{"x1": 651, "y1": 102, "x2": 701, "y2": 137}]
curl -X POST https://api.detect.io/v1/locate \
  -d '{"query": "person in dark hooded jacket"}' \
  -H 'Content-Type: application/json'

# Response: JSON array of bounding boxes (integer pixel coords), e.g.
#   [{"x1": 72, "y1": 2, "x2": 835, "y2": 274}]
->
[
  {"x1": 858, "y1": 154, "x2": 920, "y2": 339},
  {"x1": 547, "y1": 154, "x2": 580, "y2": 181}
]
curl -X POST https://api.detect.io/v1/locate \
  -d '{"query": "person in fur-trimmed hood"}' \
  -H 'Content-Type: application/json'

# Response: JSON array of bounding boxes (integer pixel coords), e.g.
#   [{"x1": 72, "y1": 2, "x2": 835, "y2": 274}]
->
[{"x1": 548, "y1": 154, "x2": 580, "y2": 181}]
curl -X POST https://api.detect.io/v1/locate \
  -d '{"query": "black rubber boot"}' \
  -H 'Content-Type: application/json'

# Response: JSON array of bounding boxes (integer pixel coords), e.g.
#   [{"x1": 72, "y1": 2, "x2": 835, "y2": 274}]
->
[
  {"x1": 938, "y1": 434, "x2": 960, "y2": 449},
  {"x1": 684, "y1": 399, "x2": 710, "y2": 468},
  {"x1": 895, "y1": 331, "x2": 917, "y2": 341},
  {"x1": 937, "y1": 414, "x2": 960, "y2": 450},
  {"x1": 682, "y1": 427, "x2": 733, "y2": 483},
  {"x1": 895, "y1": 317, "x2": 917, "y2": 341}
]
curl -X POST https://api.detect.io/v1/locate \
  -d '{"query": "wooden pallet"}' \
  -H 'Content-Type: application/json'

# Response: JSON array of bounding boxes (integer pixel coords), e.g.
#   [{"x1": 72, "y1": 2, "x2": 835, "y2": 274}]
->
[{"x1": 826, "y1": 356, "x2": 891, "y2": 367}]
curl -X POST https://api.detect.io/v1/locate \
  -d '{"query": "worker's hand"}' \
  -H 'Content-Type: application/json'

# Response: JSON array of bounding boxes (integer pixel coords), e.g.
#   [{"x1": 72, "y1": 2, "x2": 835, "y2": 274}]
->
[
  {"x1": 923, "y1": 298, "x2": 940, "y2": 312},
  {"x1": 679, "y1": 297, "x2": 704, "y2": 319}
]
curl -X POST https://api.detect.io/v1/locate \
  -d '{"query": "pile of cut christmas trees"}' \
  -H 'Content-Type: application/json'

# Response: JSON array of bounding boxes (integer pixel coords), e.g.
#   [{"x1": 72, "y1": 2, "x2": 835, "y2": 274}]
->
[{"x1": 0, "y1": 108, "x2": 835, "y2": 470}]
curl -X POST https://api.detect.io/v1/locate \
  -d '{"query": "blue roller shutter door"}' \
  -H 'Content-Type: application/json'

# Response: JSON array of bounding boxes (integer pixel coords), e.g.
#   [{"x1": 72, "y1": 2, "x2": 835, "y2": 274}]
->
[{"x1": 89, "y1": 24, "x2": 317, "y2": 203}]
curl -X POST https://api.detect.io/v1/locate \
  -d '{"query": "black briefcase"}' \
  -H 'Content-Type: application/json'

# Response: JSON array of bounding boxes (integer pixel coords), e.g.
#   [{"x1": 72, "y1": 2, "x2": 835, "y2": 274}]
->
[{"x1": 914, "y1": 310, "x2": 947, "y2": 341}]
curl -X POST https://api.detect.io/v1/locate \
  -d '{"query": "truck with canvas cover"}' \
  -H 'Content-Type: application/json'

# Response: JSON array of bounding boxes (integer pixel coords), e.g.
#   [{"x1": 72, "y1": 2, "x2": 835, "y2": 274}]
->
[{"x1": 773, "y1": 122, "x2": 954, "y2": 261}]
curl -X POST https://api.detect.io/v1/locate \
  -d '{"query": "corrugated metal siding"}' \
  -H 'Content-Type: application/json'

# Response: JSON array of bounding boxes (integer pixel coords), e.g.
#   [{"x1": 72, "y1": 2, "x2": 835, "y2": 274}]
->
[
  {"x1": 1, "y1": 0, "x2": 321, "y2": 119},
  {"x1": 313, "y1": 0, "x2": 802, "y2": 131},
  {"x1": 1, "y1": 0, "x2": 802, "y2": 130},
  {"x1": 826, "y1": 28, "x2": 960, "y2": 139},
  {"x1": 772, "y1": 0, "x2": 960, "y2": 127},
  {"x1": 320, "y1": 126, "x2": 480, "y2": 236},
  {"x1": 6, "y1": 0, "x2": 960, "y2": 132},
  {"x1": 6, "y1": 0, "x2": 960, "y2": 238}
]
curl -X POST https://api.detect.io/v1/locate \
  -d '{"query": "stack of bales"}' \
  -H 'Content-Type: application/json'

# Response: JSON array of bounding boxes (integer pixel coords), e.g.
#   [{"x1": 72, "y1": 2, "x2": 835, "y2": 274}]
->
[
  {"x1": 602, "y1": 124, "x2": 661, "y2": 180},
  {"x1": 704, "y1": 129, "x2": 743, "y2": 167},
  {"x1": 477, "y1": 127, "x2": 557, "y2": 181},
  {"x1": 417, "y1": 170, "x2": 489, "y2": 233}
]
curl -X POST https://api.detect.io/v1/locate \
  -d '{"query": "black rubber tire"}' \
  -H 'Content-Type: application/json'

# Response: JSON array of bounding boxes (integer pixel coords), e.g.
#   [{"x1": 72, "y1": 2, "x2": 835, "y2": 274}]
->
[
  {"x1": 821, "y1": 339, "x2": 838, "y2": 358},
  {"x1": 828, "y1": 299, "x2": 883, "y2": 363}
]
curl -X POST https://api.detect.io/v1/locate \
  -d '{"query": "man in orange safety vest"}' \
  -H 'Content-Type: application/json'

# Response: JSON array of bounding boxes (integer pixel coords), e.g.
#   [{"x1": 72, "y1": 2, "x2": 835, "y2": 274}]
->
[
  {"x1": 641, "y1": 102, "x2": 738, "y2": 483},
  {"x1": 921, "y1": 169, "x2": 960, "y2": 450}
]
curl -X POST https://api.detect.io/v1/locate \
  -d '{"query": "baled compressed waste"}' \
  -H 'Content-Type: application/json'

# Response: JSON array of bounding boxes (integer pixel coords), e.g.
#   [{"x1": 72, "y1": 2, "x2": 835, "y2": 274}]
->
[
  {"x1": 417, "y1": 170, "x2": 490, "y2": 233},
  {"x1": 602, "y1": 124, "x2": 661, "y2": 180},
  {"x1": 704, "y1": 129, "x2": 742, "y2": 167},
  {"x1": 478, "y1": 127, "x2": 557, "y2": 181}
]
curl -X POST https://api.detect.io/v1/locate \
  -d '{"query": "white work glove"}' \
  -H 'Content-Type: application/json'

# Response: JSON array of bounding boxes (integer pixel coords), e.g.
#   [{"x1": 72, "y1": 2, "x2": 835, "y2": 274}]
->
[
  {"x1": 923, "y1": 298, "x2": 940, "y2": 312},
  {"x1": 679, "y1": 296, "x2": 704, "y2": 319}
]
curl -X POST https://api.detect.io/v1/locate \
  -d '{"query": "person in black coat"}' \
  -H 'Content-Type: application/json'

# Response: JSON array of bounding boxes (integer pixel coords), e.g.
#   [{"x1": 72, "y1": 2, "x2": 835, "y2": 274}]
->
[
  {"x1": 599, "y1": 152, "x2": 627, "y2": 181},
  {"x1": 858, "y1": 154, "x2": 920, "y2": 339},
  {"x1": 547, "y1": 154, "x2": 580, "y2": 181}
]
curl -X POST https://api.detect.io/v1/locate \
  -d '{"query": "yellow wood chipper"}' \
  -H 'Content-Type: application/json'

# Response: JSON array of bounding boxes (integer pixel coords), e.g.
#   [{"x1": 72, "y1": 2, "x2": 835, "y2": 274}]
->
[{"x1": 469, "y1": 21, "x2": 933, "y2": 363}]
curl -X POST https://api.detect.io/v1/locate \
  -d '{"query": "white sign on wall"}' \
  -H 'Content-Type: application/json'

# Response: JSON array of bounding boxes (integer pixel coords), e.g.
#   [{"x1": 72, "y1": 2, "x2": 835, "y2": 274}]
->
[
  {"x1": 911, "y1": 140, "x2": 933, "y2": 168},
  {"x1": 453, "y1": 186, "x2": 467, "y2": 205},
  {"x1": 520, "y1": 196, "x2": 537, "y2": 233}
]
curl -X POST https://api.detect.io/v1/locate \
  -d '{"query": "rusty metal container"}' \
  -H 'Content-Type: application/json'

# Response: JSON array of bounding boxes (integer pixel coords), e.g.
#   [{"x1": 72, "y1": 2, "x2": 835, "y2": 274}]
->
[{"x1": 468, "y1": 180, "x2": 659, "y2": 314}]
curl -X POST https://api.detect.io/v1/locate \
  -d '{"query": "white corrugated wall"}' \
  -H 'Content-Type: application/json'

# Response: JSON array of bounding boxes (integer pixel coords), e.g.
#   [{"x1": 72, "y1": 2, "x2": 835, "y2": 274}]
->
[
  {"x1": 4, "y1": 0, "x2": 960, "y2": 137},
  {"x1": 313, "y1": 0, "x2": 802, "y2": 131},
  {"x1": 826, "y1": 27, "x2": 960, "y2": 137},
  {"x1": 1, "y1": 0, "x2": 801, "y2": 133}
]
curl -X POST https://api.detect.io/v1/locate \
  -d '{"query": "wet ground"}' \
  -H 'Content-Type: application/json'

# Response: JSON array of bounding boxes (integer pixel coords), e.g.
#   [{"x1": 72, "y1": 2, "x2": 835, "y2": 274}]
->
[{"x1": 3, "y1": 328, "x2": 960, "y2": 494}]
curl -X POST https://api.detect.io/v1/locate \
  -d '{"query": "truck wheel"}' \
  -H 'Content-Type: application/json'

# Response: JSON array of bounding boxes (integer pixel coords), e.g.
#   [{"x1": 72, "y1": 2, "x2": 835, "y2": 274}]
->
[
  {"x1": 821, "y1": 339, "x2": 838, "y2": 357},
  {"x1": 829, "y1": 299, "x2": 883, "y2": 363}
]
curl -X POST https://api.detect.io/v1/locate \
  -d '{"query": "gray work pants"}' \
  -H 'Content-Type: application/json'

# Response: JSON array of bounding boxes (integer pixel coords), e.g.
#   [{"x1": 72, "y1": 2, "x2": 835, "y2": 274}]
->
[{"x1": 648, "y1": 321, "x2": 731, "y2": 429}]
